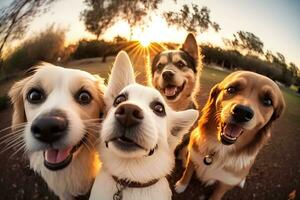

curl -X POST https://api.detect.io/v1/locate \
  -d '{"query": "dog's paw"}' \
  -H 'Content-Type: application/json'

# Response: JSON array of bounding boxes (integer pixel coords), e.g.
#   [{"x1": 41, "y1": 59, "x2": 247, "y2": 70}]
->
[{"x1": 175, "y1": 181, "x2": 188, "y2": 193}]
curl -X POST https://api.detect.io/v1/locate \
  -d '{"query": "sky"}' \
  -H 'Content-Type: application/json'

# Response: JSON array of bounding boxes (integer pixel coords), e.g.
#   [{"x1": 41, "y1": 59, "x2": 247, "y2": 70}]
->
[{"x1": 1, "y1": 0, "x2": 299, "y2": 66}]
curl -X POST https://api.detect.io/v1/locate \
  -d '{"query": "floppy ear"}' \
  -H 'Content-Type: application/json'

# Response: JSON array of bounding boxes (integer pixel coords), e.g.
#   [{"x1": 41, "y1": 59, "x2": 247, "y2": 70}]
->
[
  {"x1": 194, "y1": 83, "x2": 220, "y2": 111},
  {"x1": 197, "y1": 84, "x2": 220, "y2": 129},
  {"x1": 181, "y1": 33, "x2": 199, "y2": 61},
  {"x1": 104, "y1": 51, "x2": 135, "y2": 105},
  {"x1": 8, "y1": 78, "x2": 30, "y2": 130},
  {"x1": 272, "y1": 91, "x2": 285, "y2": 120}
]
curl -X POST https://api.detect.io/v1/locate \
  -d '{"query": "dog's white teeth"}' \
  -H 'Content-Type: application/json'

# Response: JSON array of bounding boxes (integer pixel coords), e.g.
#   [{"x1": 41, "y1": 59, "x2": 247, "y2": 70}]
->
[
  {"x1": 164, "y1": 86, "x2": 177, "y2": 96},
  {"x1": 221, "y1": 132, "x2": 236, "y2": 140}
]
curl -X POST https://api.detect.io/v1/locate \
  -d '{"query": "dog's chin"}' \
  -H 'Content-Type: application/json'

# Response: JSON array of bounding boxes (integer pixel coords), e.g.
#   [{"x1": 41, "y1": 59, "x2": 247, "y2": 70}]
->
[
  {"x1": 219, "y1": 122, "x2": 244, "y2": 145},
  {"x1": 43, "y1": 135, "x2": 86, "y2": 171},
  {"x1": 161, "y1": 81, "x2": 186, "y2": 101}
]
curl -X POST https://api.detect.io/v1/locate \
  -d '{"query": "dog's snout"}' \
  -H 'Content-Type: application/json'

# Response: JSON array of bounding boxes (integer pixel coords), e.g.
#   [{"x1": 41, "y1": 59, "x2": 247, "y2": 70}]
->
[
  {"x1": 162, "y1": 71, "x2": 175, "y2": 81},
  {"x1": 115, "y1": 104, "x2": 144, "y2": 127},
  {"x1": 31, "y1": 111, "x2": 68, "y2": 143},
  {"x1": 231, "y1": 104, "x2": 254, "y2": 123}
]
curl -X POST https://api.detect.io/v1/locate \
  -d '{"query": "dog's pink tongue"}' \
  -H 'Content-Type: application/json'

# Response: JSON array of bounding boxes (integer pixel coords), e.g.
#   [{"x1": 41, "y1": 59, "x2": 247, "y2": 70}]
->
[
  {"x1": 45, "y1": 147, "x2": 72, "y2": 164},
  {"x1": 224, "y1": 124, "x2": 243, "y2": 138},
  {"x1": 164, "y1": 86, "x2": 177, "y2": 97}
]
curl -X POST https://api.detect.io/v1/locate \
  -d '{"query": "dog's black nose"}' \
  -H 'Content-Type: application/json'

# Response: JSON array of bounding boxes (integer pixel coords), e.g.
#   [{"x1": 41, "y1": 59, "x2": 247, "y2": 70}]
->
[
  {"x1": 31, "y1": 110, "x2": 68, "y2": 143},
  {"x1": 115, "y1": 104, "x2": 144, "y2": 127},
  {"x1": 231, "y1": 104, "x2": 254, "y2": 123},
  {"x1": 162, "y1": 71, "x2": 174, "y2": 81}
]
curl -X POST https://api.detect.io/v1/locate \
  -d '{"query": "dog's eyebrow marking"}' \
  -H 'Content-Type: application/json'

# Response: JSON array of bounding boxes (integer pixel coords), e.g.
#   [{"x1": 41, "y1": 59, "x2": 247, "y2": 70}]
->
[
  {"x1": 172, "y1": 54, "x2": 187, "y2": 65},
  {"x1": 225, "y1": 78, "x2": 246, "y2": 90},
  {"x1": 157, "y1": 56, "x2": 168, "y2": 65},
  {"x1": 26, "y1": 81, "x2": 44, "y2": 93}
]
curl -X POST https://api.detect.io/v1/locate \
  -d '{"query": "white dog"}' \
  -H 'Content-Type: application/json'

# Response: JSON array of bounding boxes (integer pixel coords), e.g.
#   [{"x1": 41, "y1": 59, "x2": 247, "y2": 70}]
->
[
  {"x1": 89, "y1": 51, "x2": 199, "y2": 200},
  {"x1": 8, "y1": 63, "x2": 105, "y2": 200}
]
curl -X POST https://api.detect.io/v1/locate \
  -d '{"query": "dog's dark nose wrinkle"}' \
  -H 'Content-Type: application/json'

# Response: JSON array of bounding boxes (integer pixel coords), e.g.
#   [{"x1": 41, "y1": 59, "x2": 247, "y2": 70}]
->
[
  {"x1": 31, "y1": 111, "x2": 68, "y2": 143},
  {"x1": 162, "y1": 71, "x2": 174, "y2": 81},
  {"x1": 115, "y1": 104, "x2": 144, "y2": 127},
  {"x1": 231, "y1": 104, "x2": 254, "y2": 123}
]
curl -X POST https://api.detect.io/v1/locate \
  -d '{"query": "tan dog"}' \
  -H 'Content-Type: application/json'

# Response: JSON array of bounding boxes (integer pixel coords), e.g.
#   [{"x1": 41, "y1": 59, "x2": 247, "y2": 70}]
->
[
  {"x1": 8, "y1": 63, "x2": 105, "y2": 200},
  {"x1": 175, "y1": 71, "x2": 285, "y2": 200},
  {"x1": 151, "y1": 33, "x2": 202, "y2": 111}
]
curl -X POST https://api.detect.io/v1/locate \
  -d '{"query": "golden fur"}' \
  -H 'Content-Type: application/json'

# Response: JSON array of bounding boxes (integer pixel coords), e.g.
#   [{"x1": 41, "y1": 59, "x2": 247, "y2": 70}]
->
[
  {"x1": 175, "y1": 71, "x2": 285, "y2": 200},
  {"x1": 8, "y1": 63, "x2": 105, "y2": 200}
]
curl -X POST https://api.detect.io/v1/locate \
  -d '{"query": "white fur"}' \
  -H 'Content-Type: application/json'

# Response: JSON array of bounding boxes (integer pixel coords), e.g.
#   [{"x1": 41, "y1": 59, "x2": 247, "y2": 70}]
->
[{"x1": 90, "y1": 51, "x2": 198, "y2": 200}]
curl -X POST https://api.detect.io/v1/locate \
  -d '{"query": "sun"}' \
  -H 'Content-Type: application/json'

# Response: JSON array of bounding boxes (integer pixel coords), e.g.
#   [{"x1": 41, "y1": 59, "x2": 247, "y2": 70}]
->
[{"x1": 139, "y1": 37, "x2": 151, "y2": 47}]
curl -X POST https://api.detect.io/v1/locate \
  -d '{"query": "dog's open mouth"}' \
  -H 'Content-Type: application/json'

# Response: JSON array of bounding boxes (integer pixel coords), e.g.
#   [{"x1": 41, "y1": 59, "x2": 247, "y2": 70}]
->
[
  {"x1": 220, "y1": 123, "x2": 244, "y2": 145},
  {"x1": 163, "y1": 81, "x2": 186, "y2": 100},
  {"x1": 106, "y1": 136, "x2": 145, "y2": 151},
  {"x1": 43, "y1": 136, "x2": 86, "y2": 171}
]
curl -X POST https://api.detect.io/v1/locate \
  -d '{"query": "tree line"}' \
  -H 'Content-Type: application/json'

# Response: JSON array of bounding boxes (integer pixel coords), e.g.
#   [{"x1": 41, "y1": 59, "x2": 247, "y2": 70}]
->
[{"x1": 0, "y1": 0, "x2": 299, "y2": 87}]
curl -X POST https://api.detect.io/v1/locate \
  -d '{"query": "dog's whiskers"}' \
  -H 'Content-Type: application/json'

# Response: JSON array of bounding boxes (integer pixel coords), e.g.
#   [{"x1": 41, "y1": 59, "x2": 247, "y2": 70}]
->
[
  {"x1": 0, "y1": 122, "x2": 27, "y2": 133},
  {"x1": 1, "y1": 139, "x2": 25, "y2": 154},
  {"x1": 0, "y1": 131, "x2": 24, "y2": 146},
  {"x1": 0, "y1": 129, "x2": 25, "y2": 144},
  {"x1": 0, "y1": 128, "x2": 25, "y2": 142},
  {"x1": 10, "y1": 143, "x2": 27, "y2": 158}
]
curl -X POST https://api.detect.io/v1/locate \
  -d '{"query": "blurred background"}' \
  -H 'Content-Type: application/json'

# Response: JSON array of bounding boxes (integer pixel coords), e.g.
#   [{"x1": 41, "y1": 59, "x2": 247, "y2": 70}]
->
[{"x1": 0, "y1": 0, "x2": 299, "y2": 199}]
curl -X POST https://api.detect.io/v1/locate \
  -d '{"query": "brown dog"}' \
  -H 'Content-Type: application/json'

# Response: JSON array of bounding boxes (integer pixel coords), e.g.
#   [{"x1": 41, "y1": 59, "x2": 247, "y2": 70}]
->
[
  {"x1": 151, "y1": 33, "x2": 201, "y2": 111},
  {"x1": 175, "y1": 71, "x2": 285, "y2": 200}
]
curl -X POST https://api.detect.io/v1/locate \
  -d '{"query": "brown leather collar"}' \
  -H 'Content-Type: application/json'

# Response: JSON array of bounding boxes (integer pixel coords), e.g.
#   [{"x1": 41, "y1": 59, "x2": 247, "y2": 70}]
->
[{"x1": 112, "y1": 176, "x2": 160, "y2": 188}]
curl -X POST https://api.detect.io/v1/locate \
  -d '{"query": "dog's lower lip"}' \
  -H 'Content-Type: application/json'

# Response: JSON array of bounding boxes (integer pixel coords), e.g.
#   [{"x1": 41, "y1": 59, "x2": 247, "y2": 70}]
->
[{"x1": 43, "y1": 135, "x2": 86, "y2": 171}]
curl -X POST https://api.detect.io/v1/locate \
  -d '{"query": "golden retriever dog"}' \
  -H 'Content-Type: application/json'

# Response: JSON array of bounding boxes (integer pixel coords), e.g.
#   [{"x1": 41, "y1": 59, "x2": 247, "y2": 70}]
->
[
  {"x1": 151, "y1": 33, "x2": 202, "y2": 111},
  {"x1": 8, "y1": 63, "x2": 105, "y2": 200},
  {"x1": 175, "y1": 71, "x2": 285, "y2": 200}
]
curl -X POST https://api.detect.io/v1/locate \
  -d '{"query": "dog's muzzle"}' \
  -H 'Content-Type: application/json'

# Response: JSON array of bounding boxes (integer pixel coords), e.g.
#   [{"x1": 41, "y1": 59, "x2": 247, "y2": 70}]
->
[
  {"x1": 31, "y1": 110, "x2": 85, "y2": 171},
  {"x1": 105, "y1": 103, "x2": 156, "y2": 156},
  {"x1": 220, "y1": 104, "x2": 254, "y2": 145}
]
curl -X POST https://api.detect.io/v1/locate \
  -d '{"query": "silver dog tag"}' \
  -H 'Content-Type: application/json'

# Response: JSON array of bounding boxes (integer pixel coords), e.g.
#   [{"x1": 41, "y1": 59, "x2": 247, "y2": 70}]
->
[{"x1": 203, "y1": 155, "x2": 213, "y2": 165}]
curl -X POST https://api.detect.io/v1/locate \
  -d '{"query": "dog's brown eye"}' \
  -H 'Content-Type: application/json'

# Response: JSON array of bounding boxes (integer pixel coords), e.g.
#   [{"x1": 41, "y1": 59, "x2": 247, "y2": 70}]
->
[
  {"x1": 157, "y1": 63, "x2": 164, "y2": 70},
  {"x1": 77, "y1": 91, "x2": 92, "y2": 105},
  {"x1": 150, "y1": 101, "x2": 166, "y2": 116},
  {"x1": 226, "y1": 86, "x2": 236, "y2": 94},
  {"x1": 262, "y1": 96, "x2": 273, "y2": 107},
  {"x1": 27, "y1": 89, "x2": 45, "y2": 104},
  {"x1": 114, "y1": 94, "x2": 127, "y2": 106},
  {"x1": 176, "y1": 61, "x2": 185, "y2": 68}
]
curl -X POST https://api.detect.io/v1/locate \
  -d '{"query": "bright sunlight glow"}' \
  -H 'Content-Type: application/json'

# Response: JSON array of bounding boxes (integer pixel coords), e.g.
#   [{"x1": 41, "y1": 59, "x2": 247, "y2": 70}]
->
[{"x1": 139, "y1": 37, "x2": 151, "y2": 47}]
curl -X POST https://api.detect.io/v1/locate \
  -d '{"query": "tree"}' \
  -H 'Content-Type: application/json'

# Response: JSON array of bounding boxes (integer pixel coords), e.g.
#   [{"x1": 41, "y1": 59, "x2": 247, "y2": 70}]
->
[
  {"x1": 224, "y1": 31, "x2": 264, "y2": 55},
  {"x1": 80, "y1": 0, "x2": 115, "y2": 40},
  {"x1": 289, "y1": 62, "x2": 299, "y2": 77},
  {"x1": 0, "y1": 0, "x2": 58, "y2": 58},
  {"x1": 164, "y1": 4, "x2": 220, "y2": 35},
  {"x1": 81, "y1": 0, "x2": 162, "y2": 40}
]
